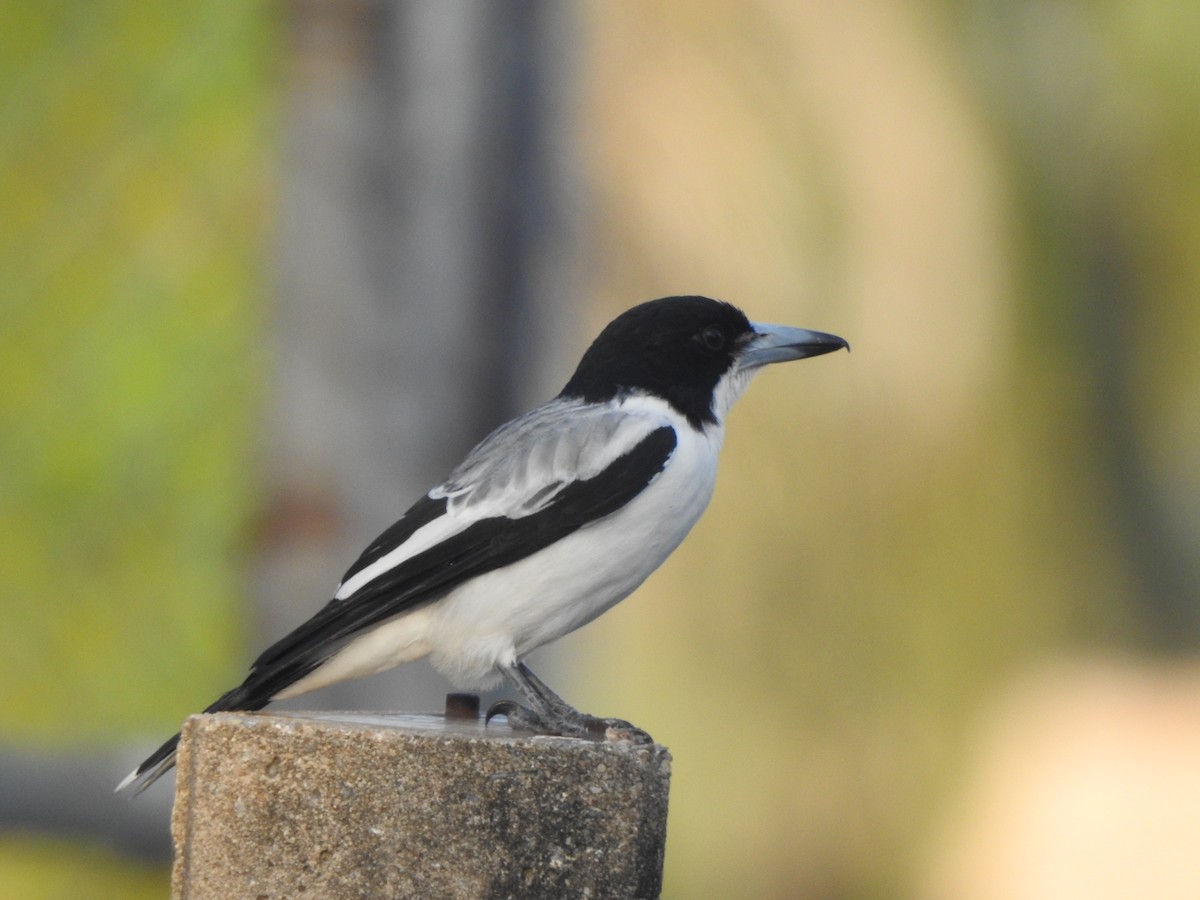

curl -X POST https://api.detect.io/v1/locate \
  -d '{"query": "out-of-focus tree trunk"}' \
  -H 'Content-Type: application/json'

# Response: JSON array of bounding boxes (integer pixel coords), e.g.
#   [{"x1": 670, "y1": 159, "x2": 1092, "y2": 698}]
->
[{"x1": 258, "y1": 0, "x2": 581, "y2": 712}]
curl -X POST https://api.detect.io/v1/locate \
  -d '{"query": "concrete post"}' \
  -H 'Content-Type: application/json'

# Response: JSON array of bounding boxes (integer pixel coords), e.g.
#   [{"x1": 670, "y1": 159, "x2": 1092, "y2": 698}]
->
[{"x1": 170, "y1": 708, "x2": 671, "y2": 898}]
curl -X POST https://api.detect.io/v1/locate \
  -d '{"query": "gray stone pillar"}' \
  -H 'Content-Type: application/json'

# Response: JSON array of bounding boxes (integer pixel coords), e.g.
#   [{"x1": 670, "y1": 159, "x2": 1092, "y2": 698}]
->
[{"x1": 171, "y1": 710, "x2": 670, "y2": 898}]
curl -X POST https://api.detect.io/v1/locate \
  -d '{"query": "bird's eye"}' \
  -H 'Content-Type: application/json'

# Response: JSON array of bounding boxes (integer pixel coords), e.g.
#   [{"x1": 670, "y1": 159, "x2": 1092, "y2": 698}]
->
[{"x1": 699, "y1": 326, "x2": 725, "y2": 350}]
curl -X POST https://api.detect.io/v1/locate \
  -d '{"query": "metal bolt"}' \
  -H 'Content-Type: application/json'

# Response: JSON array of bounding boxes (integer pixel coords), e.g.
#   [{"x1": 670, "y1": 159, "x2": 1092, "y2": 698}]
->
[{"x1": 445, "y1": 692, "x2": 481, "y2": 720}]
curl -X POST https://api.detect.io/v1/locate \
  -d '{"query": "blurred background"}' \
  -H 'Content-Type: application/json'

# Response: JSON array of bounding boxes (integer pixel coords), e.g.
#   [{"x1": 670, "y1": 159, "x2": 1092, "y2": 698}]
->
[{"x1": 2, "y1": 1, "x2": 1198, "y2": 897}]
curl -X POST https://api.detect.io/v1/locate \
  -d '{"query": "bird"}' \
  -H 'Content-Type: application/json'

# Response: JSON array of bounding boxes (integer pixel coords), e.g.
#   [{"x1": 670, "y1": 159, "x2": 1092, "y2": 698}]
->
[{"x1": 118, "y1": 295, "x2": 847, "y2": 793}]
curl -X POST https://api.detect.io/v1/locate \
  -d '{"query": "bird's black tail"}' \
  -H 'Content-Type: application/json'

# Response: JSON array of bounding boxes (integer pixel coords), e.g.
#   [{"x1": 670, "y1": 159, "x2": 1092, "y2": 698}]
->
[
  {"x1": 117, "y1": 600, "x2": 351, "y2": 795},
  {"x1": 116, "y1": 682, "x2": 269, "y2": 795}
]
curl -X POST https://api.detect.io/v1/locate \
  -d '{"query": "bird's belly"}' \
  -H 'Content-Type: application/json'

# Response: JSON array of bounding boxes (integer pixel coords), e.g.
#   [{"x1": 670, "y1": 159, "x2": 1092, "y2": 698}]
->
[{"x1": 425, "y1": 429, "x2": 720, "y2": 687}]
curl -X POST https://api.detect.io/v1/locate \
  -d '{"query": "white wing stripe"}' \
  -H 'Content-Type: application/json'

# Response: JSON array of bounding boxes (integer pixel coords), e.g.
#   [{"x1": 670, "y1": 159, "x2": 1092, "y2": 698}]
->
[{"x1": 334, "y1": 513, "x2": 472, "y2": 600}]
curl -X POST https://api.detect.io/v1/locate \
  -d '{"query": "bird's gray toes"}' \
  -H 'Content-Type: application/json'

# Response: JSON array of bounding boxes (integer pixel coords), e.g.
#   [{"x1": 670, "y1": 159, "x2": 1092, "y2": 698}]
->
[
  {"x1": 486, "y1": 702, "x2": 653, "y2": 745},
  {"x1": 568, "y1": 715, "x2": 654, "y2": 744}
]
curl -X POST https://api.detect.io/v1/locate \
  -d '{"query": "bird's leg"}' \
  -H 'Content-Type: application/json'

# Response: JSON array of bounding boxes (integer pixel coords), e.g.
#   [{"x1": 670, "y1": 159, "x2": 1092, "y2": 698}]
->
[
  {"x1": 510, "y1": 661, "x2": 584, "y2": 720},
  {"x1": 486, "y1": 660, "x2": 654, "y2": 745}
]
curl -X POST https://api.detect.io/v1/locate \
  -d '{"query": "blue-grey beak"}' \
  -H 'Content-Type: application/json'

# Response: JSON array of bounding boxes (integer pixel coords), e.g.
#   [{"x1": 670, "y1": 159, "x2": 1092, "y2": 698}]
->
[{"x1": 738, "y1": 322, "x2": 849, "y2": 371}]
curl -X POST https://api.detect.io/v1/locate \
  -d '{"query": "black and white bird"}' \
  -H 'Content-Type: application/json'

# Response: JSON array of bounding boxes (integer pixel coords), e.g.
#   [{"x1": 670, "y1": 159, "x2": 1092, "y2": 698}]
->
[{"x1": 119, "y1": 295, "x2": 847, "y2": 793}]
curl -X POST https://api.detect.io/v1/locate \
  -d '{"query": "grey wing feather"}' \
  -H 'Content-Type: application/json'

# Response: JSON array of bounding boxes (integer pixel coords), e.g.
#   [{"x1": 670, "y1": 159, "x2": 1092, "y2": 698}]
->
[{"x1": 431, "y1": 397, "x2": 663, "y2": 519}]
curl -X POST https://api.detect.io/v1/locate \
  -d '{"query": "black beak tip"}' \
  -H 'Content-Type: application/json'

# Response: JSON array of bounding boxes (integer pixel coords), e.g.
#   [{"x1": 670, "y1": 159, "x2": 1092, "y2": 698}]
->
[{"x1": 805, "y1": 334, "x2": 850, "y2": 358}]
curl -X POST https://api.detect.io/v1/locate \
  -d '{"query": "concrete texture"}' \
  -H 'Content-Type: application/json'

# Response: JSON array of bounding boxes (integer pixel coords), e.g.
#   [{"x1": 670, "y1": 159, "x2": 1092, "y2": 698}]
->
[{"x1": 171, "y1": 710, "x2": 671, "y2": 898}]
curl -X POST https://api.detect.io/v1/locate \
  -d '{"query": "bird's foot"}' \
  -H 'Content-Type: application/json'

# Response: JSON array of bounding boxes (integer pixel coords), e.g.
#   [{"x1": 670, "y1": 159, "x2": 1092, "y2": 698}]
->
[{"x1": 485, "y1": 700, "x2": 653, "y2": 745}]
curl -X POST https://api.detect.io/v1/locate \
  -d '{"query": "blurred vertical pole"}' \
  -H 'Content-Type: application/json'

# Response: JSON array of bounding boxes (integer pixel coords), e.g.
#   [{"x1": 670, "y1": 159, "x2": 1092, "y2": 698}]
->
[{"x1": 256, "y1": 0, "x2": 580, "y2": 712}]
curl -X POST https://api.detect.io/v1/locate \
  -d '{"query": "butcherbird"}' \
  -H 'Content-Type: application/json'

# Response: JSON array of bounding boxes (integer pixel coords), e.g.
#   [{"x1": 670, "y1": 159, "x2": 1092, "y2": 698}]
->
[{"x1": 119, "y1": 295, "x2": 847, "y2": 793}]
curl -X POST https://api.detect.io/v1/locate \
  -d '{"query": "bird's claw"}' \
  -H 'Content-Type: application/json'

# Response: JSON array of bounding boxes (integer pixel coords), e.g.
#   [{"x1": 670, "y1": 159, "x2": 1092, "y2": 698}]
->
[{"x1": 485, "y1": 700, "x2": 545, "y2": 732}]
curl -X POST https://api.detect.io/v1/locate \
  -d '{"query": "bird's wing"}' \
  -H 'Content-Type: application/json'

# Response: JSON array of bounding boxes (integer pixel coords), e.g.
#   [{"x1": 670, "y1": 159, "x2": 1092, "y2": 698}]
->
[
  {"x1": 238, "y1": 401, "x2": 677, "y2": 702},
  {"x1": 335, "y1": 399, "x2": 661, "y2": 599}
]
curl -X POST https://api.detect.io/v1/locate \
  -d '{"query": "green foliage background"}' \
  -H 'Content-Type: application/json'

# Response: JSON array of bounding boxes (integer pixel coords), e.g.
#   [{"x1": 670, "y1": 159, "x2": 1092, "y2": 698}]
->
[{"x1": 0, "y1": 4, "x2": 275, "y2": 894}]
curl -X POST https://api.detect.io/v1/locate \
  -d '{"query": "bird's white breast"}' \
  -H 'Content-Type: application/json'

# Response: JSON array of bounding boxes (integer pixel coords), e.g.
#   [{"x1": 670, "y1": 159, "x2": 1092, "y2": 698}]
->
[{"x1": 424, "y1": 395, "x2": 723, "y2": 687}]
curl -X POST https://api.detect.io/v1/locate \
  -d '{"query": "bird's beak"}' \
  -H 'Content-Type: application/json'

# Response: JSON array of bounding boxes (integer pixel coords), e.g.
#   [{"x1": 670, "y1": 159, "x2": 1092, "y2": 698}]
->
[{"x1": 737, "y1": 322, "x2": 849, "y2": 371}]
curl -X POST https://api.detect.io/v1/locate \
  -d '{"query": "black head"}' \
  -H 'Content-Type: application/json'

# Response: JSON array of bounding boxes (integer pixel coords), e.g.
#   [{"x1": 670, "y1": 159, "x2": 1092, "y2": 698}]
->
[{"x1": 559, "y1": 296, "x2": 755, "y2": 428}]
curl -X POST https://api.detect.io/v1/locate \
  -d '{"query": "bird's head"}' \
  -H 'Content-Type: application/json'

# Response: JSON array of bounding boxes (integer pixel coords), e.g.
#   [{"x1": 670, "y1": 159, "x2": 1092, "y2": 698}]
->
[{"x1": 560, "y1": 295, "x2": 848, "y2": 429}]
